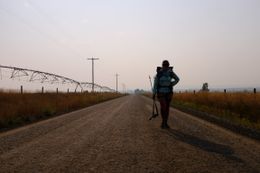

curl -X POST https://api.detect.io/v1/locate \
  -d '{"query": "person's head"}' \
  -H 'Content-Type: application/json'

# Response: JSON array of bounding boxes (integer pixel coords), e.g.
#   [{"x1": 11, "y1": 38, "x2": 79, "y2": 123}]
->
[{"x1": 162, "y1": 60, "x2": 170, "y2": 68}]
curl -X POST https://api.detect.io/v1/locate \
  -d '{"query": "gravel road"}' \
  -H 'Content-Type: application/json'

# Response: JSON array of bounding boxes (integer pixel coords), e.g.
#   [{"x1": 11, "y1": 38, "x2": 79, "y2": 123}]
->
[{"x1": 0, "y1": 95, "x2": 259, "y2": 173}]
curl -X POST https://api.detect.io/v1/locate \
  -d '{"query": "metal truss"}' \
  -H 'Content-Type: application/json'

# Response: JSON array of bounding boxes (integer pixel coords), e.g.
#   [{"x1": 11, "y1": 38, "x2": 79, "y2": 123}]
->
[
  {"x1": 0, "y1": 65, "x2": 115, "y2": 92},
  {"x1": 80, "y1": 82, "x2": 115, "y2": 92}
]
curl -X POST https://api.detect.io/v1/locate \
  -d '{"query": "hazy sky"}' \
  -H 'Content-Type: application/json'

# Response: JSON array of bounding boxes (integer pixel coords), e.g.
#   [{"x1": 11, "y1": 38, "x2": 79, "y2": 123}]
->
[{"x1": 0, "y1": 0, "x2": 259, "y2": 91}]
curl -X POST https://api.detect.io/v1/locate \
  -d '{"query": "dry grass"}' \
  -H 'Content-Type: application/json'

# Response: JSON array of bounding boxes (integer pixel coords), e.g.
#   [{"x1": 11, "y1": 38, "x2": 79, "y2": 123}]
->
[
  {"x1": 0, "y1": 91, "x2": 124, "y2": 129},
  {"x1": 172, "y1": 92, "x2": 260, "y2": 129}
]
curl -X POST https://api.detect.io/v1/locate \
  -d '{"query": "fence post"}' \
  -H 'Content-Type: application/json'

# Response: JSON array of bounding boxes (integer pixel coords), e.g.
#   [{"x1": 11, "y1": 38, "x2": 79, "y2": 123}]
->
[
  {"x1": 67, "y1": 88, "x2": 69, "y2": 93},
  {"x1": 20, "y1": 85, "x2": 23, "y2": 94},
  {"x1": 42, "y1": 87, "x2": 44, "y2": 94},
  {"x1": 193, "y1": 90, "x2": 196, "y2": 94},
  {"x1": 254, "y1": 88, "x2": 256, "y2": 94},
  {"x1": 56, "y1": 88, "x2": 58, "y2": 94},
  {"x1": 224, "y1": 89, "x2": 227, "y2": 93}
]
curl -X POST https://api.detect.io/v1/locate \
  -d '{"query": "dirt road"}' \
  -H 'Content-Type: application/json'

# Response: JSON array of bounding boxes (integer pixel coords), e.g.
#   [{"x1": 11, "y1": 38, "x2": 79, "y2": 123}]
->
[{"x1": 0, "y1": 95, "x2": 259, "y2": 173}]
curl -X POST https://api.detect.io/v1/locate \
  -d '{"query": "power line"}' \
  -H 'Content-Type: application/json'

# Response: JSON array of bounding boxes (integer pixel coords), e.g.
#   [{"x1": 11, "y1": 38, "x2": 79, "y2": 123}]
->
[
  {"x1": 0, "y1": 6, "x2": 84, "y2": 59},
  {"x1": 26, "y1": 0, "x2": 82, "y2": 56}
]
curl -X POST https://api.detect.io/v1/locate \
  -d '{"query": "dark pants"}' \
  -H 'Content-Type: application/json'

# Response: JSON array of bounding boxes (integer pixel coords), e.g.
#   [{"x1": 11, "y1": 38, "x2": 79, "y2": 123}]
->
[{"x1": 157, "y1": 93, "x2": 173, "y2": 125}]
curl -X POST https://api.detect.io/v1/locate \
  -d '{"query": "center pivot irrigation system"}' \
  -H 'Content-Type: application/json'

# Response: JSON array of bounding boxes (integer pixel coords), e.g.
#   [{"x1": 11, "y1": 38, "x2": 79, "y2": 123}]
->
[{"x1": 0, "y1": 65, "x2": 115, "y2": 92}]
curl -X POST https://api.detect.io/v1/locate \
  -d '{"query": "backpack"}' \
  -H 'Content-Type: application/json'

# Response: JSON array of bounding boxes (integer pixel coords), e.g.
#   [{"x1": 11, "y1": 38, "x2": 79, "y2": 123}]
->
[{"x1": 156, "y1": 66, "x2": 174, "y2": 92}]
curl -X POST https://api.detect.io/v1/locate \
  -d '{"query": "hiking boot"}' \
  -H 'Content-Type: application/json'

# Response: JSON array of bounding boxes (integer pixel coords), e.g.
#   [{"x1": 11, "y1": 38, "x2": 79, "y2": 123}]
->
[
  {"x1": 165, "y1": 123, "x2": 170, "y2": 129},
  {"x1": 161, "y1": 122, "x2": 166, "y2": 129},
  {"x1": 161, "y1": 122, "x2": 170, "y2": 129}
]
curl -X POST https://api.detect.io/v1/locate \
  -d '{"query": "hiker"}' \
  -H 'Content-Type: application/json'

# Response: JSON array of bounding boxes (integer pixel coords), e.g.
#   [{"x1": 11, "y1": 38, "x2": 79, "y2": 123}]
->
[{"x1": 153, "y1": 60, "x2": 180, "y2": 129}]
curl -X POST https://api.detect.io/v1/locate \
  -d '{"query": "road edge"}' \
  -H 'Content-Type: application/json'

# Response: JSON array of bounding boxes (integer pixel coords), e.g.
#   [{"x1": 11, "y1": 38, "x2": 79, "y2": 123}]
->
[
  {"x1": 0, "y1": 94, "x2": 128, "y2": 134},
  {"x1": 172, "y1": 104, "x2": 260, "y2": 141}
]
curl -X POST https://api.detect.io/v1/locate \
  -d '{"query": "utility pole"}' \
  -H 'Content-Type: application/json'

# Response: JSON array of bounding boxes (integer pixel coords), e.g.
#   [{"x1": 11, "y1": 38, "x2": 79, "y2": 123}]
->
[
  {"x1": 122, "y1": 83, "x2": 126, "y2": 94},
  {"x1": 115, "y1": 73, "x2": 119, "y2": 92},
  {"x1": 87, "y1": 57, "x2": 99, "y2": 92}
]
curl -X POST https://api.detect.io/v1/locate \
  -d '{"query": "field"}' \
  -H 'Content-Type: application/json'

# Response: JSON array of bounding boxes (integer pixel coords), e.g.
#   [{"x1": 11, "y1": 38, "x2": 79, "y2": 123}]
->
[
  {"x1": 0, "y1": 91, "x2": 124, "y2": 130},
  {"x1": 172, "y1": 92, "x2": 260, "y2": 130}
]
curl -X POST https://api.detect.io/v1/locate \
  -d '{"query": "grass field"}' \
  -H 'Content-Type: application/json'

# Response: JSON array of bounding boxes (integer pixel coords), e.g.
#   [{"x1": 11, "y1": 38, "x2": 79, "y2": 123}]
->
[
  {"x1": 0, "y1": 91, "x2": 124, "y2": 130},
  {"x1": 172, "y1": 92, "x2": 260, "y2": 130}
]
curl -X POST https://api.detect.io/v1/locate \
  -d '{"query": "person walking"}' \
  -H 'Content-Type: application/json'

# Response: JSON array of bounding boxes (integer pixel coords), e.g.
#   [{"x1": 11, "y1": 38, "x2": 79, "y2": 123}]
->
[{"x1": 153, "y1": 60, "x2": 180, "y2": 129}]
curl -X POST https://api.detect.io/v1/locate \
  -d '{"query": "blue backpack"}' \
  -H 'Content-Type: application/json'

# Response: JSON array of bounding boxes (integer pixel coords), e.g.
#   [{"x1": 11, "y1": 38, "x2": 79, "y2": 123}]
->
[{"x1": 156, "y1": 67, "x2": 174, "y2": 92}]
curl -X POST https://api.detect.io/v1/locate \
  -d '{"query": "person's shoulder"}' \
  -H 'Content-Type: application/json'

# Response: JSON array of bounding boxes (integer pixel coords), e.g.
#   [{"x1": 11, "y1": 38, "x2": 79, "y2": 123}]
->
[
  {"x1": 156, "y1": 67, "x2": 163, "y2": 74},
  {"x1": 167, "y1": 68, "x2": 174, "y2": 76}
]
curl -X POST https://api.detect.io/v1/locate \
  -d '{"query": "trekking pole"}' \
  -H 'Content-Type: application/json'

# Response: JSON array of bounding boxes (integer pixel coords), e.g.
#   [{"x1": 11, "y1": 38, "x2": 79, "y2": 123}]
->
[{"x1": 149, "y1": 76, "x2": 159, "y2": 120}]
